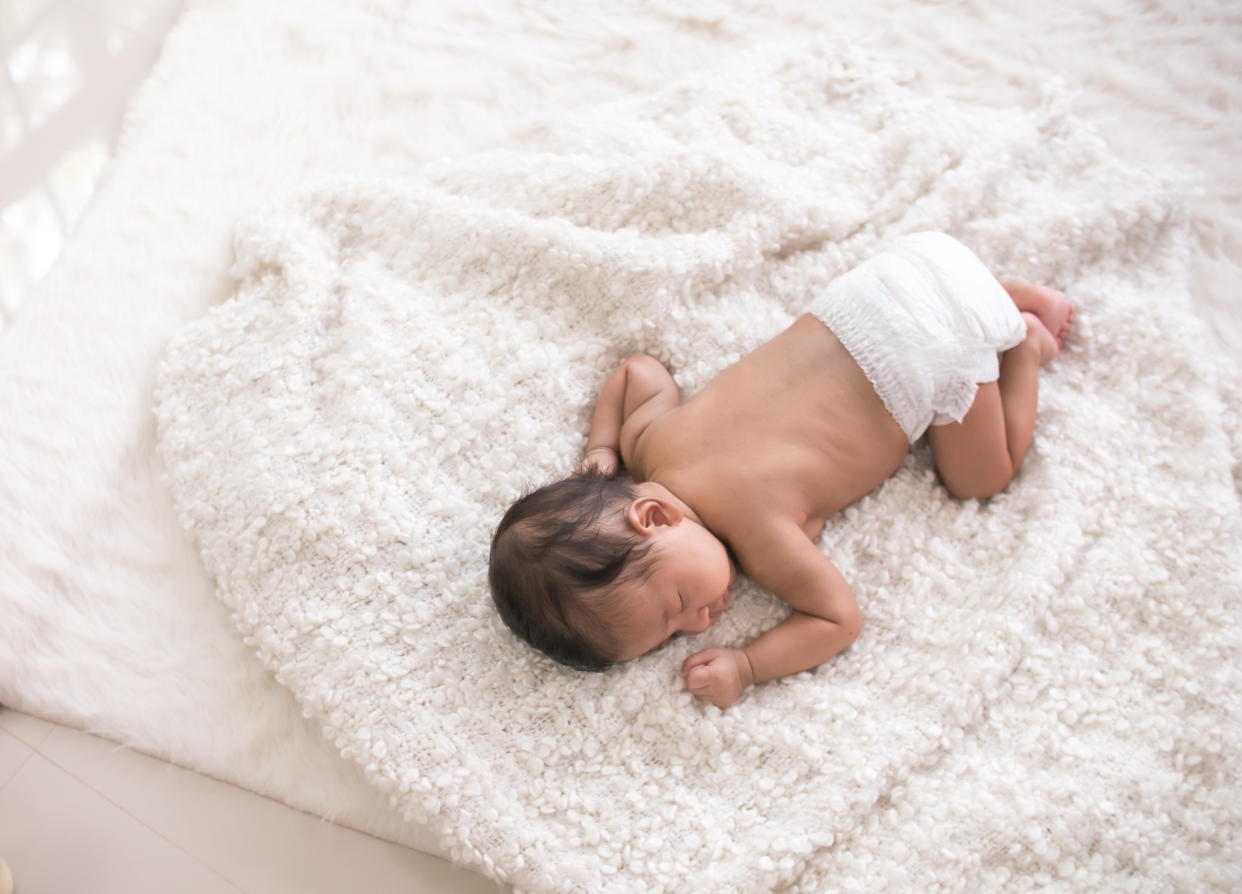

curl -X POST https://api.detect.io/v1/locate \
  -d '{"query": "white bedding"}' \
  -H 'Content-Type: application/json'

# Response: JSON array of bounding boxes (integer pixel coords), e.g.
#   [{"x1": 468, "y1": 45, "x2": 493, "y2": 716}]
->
[{"x1": 2, "y1": 0, "x2": 1240, "y2": 889}]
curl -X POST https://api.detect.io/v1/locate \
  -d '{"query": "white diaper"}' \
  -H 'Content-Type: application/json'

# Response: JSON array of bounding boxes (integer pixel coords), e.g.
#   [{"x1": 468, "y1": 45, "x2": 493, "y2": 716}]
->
[{"x1": 808, "y1": 232, "x2": 1027, "y2": 443}]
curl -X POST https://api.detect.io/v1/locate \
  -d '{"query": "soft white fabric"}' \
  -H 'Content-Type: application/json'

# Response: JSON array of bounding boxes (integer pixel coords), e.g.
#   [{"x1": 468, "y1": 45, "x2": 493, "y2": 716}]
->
[
  {"x1": 808, "y1": 231, "x2": 1027, "y2": 441},
  {"x1": 153, "y1": 42, "x2": 1241, "y2": 894}
]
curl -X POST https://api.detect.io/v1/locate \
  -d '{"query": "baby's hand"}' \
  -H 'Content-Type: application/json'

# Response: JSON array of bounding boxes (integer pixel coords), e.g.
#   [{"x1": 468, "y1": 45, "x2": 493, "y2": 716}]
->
[
  {"x1": 577, "y1": 446, "x2": 619, "y2": 477},
  {"x1": 681, "y1": 648, "x2": 754, "y2": 709}
]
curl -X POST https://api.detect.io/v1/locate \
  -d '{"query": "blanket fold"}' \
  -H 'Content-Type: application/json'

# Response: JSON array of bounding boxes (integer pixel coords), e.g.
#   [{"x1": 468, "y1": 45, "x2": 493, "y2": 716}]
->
[{"x1": 155, "y1": 41, "x2": 1241, "y2": 893}]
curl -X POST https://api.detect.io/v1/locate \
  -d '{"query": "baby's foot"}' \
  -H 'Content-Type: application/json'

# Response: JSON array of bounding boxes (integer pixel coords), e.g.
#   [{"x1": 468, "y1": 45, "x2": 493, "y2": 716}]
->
[{"x1": 1003, "y1": 281, "x2": 1075, "y2": 350}]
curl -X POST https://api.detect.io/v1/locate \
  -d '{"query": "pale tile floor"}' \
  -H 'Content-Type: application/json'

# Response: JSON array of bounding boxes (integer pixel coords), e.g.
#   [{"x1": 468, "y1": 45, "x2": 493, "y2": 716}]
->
[
  {"x1": 0, "y1": 3, "x2": 504, "y2": 891},
  {"x1": 0, "y1": 708, "x2": 504, "y2": 893}
]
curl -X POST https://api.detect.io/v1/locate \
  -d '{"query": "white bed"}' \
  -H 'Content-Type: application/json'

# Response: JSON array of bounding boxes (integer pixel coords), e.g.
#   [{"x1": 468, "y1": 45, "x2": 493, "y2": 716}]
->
[{"x1": 2, "y1": 1, "x2": 1239, "y2": 891}]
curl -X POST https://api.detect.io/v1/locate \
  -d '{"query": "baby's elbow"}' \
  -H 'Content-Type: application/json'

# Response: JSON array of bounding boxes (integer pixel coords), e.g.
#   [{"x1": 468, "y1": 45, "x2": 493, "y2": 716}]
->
[
  {"x1": 624, "y1": 353, "x2": 658, "y2": 366},
  {"x1": 623, "y1": 353, "x2": 669, "y2": 380}
]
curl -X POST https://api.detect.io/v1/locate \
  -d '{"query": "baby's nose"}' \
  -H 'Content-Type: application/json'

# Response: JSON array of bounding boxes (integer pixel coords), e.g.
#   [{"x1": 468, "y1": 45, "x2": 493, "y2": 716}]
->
[{"x1": 683, "y1": 606, "x2": 713, "y2": 634}]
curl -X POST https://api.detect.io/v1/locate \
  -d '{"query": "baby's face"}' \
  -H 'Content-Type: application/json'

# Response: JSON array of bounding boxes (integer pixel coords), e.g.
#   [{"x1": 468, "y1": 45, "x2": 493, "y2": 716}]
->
[{"x1": 612, "y1": 518, "x2": 735, "y2": 661}]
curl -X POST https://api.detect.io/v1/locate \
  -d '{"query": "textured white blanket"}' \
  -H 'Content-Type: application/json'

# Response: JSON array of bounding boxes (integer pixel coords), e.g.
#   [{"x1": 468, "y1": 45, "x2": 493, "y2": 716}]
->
[{"x1": 155, "y1": 43, "x2": 1241, "y2": 893}]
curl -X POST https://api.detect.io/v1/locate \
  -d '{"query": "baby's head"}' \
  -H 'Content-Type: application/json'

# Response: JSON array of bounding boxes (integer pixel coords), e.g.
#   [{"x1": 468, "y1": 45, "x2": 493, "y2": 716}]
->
[
  {"x1": 489, "y1": 473, "x2": 733, "y2": 670},
  {"x1": 489, "y1": 473, "x2": 654, "y2": 670}
]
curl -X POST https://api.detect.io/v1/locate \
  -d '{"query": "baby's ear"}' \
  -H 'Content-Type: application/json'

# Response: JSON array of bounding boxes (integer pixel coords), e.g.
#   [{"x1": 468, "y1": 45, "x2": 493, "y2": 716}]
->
[{"x1": 626, "y1": 496, "x2": 682, "y2": 534}]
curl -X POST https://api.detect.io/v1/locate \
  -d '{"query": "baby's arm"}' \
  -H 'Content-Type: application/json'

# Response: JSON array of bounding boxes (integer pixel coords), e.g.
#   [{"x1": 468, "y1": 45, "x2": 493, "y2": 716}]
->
[
  {"x1": 577, "y1": 354, "x2": 679, "y2": 476},
  {"x1": 742, "y1": 523, "x2": 862, "y2": 681},
  {"x1": 683, "y1": 520, "x2": 861, "y2": 707}
]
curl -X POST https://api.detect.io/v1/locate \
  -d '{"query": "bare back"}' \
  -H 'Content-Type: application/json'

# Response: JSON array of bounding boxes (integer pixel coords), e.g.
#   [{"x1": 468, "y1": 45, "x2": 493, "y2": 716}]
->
[{"x1": 623, "y1": 314, "x2": 908, "y2": 549}]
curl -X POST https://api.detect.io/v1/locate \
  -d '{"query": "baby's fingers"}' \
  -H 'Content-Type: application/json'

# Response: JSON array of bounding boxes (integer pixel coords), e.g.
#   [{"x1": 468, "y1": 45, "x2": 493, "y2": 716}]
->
[
  {"x1": 686, "y1": 665, "x2": 720, "y2": 696},
  {"x1": 577, "y1": 448, "x2": 619, "y2": 477},
  {"x1": 680, "y1": 648, "x2": 721, "y2": 678},
  {"x1": 686, "y1": 665, "x2": 738, "y2": 709}
]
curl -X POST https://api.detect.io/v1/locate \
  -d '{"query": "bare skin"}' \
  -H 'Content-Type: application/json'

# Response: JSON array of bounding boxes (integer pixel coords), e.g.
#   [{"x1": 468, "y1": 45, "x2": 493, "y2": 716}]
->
[{"x1": 581, "y1": 280, "x2": 1073, "y2": 708}]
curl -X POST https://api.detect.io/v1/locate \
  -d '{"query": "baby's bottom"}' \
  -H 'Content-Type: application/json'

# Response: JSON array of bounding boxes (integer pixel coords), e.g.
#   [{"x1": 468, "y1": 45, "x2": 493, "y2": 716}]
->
[{"x1": 927, "y1": 282, "x2": 1074, "y2": 499}]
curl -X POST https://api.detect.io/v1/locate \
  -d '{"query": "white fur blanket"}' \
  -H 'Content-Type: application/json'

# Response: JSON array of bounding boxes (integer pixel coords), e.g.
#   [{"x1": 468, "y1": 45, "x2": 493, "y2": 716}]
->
[{"x1": 155, "y1": 42, "x2": 1241, "y2": 893}]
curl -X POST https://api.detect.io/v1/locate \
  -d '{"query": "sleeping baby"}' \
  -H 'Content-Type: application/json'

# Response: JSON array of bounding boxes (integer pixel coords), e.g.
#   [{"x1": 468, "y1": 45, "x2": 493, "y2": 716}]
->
[{"x1": 489, "y1": 232, "x2": 1074, "y2": 708}]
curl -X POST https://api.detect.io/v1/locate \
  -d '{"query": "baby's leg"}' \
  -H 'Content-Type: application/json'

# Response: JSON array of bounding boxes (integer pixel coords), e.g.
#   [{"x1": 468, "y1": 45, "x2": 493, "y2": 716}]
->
[
  {"x1": 1002, "y1": 280, "x2": 1074, "y2": 349},
  {"x1": 928, "y1": 311, "x2": 1062, "y2": 499}
]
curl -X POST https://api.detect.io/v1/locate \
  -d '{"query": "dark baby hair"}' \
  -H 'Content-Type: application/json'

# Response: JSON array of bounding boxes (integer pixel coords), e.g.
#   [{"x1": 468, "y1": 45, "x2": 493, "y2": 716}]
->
[{"x1": 488, "y1": 471, "x2": 654, "y2": 671}]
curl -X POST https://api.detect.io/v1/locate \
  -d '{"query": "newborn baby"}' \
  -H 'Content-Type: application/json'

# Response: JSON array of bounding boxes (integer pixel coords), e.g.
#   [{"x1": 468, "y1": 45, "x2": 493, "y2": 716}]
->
[{"x1": 490, "y1": 232, "x2": 1074, "y2": 708}]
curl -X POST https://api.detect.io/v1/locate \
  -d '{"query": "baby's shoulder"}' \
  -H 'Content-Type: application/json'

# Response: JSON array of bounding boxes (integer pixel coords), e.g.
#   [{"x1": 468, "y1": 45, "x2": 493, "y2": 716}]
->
[
  {"x1": 621, "y1": 403, "x2": 679, "y2": 479},
  {"x1": 701, "y1": 486, "x2": 802, "y2": 548}
]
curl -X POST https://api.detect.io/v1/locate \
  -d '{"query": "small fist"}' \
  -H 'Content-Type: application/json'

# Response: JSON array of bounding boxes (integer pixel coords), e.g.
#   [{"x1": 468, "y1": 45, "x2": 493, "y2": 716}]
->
[
  {"x1": 577, "y1": 447, "x2": 619, "y2": 477},
  {"x1": 681, "y1": 648, "x2": 754, "y2": 709}
]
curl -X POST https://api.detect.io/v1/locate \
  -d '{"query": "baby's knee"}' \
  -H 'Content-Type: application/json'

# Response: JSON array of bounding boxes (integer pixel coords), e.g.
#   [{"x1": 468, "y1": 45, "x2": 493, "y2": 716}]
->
[
  {"x1": 941, "y1": 468, "x2": 1013, "y2": 500},
  {"x1": 1019, "y1": 311, "x2": 1045, "y2": 345}
]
